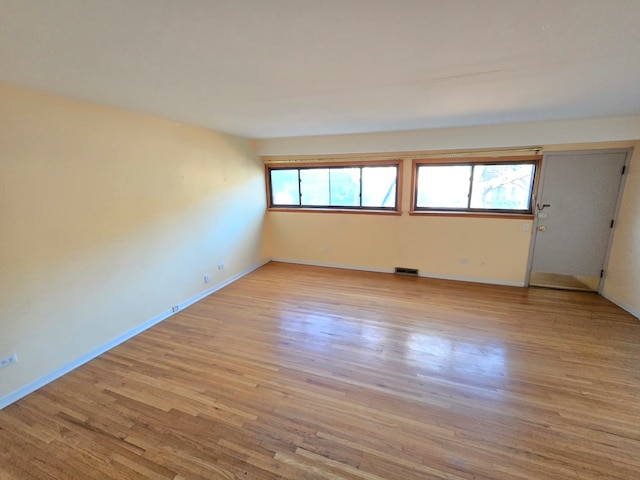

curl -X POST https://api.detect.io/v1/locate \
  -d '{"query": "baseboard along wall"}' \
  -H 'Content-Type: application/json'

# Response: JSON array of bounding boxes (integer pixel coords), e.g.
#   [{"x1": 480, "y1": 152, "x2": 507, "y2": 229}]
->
[
  {"x1": 270, "y1": 257, "x2": 526, "y2": 287},
  {"x1": 4, "y1": 256, "x2": 635, "y2": 410},
  {"x1": 0, "y1": 258, "x2": 271, "y2": 410}
]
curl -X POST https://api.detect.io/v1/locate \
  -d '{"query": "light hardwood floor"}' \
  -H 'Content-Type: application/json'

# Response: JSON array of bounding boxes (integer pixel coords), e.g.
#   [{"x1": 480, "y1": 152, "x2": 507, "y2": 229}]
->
[{"x1": 1, "y1": 262, "x2": 639, "y2": 479}]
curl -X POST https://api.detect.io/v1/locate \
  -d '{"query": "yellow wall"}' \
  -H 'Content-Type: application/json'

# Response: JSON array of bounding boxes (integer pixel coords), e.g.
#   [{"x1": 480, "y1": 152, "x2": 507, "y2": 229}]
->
[
  {"x1": 603, "y1": 143, "x2": 640, "y2": 316},
  {"x1": 266, "y1": 158, "x2": 533, "y2": 286},
  {"x1": 0, "y1": 83, "x2": 267, "y2": 400},
  {"x1": 2, "y1": 82, "x2": 638, "y2": 405},
  {"x1": 258, "y1": 124, "x2": 640, "y2": 317},
  {"x1": 257, "y1": 116, "x2": 640, "y2": 156}
]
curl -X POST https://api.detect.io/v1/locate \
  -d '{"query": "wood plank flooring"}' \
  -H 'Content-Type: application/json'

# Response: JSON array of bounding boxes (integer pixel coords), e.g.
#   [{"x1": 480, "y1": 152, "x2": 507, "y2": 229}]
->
[{"x1": 1, "y1": 261, "x2": 639, "y2": 479}]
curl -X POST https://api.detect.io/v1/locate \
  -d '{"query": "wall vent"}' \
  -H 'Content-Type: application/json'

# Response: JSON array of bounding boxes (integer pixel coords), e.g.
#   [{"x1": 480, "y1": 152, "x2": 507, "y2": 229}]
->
[{"x1": 394, "y1": 267, "x2": 419, "y2": 276}]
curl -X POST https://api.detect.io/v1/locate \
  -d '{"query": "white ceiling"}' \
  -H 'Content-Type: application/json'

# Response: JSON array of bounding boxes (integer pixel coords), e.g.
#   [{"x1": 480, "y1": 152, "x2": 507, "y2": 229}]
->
[{"x1": 1, "y1": 0, "x2": 640, "y2": 139}]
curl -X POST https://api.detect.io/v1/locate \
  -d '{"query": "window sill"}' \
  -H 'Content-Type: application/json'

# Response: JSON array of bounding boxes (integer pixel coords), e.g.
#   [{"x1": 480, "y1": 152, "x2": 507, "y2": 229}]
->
[
  {"x1": 268, "y1": 207, "x2": 402, "y2": 216},
  {"x1": 409, "y1": 210, "x2": 535, "y2": 219}
]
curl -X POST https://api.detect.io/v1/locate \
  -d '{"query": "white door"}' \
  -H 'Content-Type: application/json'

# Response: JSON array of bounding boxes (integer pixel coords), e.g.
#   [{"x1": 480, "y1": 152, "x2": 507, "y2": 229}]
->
[{"x1": 529, "y1": 150, "x2": 628, "y2": 291}]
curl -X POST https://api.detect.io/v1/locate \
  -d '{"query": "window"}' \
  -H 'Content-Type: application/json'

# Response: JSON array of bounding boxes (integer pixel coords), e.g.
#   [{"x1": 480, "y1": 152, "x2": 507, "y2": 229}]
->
[
  {"x1": 412, "y1": 157, "x2": 539, "y2": 215},
  {"x1": 267, "y1": 161, "x2": 401, "y2": 212}
]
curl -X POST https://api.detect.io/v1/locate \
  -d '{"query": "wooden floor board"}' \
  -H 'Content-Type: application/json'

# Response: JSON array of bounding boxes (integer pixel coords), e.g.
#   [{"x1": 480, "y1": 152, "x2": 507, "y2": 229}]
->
[{"x1": 1, "y1": 261, "x2": 639, "y2": 479}]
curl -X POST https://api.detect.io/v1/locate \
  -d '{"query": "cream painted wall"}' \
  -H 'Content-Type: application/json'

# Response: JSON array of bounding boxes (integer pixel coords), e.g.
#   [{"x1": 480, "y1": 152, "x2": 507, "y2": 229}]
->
[
  {"x1": 256, "y1": 116, "x2": 640, "y2": 156},
  {"x1": 603, "y1": 144, "x2": 640, "y2": 316},
  {"x1": 2, "y1": 83, "x2": 637, "y2": 405},
  {"x1": 0, "y1": 83, "x2": 267, "y2": 400},
  {"x1": 266, "y1": 157, "x2": 534, "y2": 285},
  {"x1": 268, "y1": 212, "x2": 533, "y2": 285},
  {"x1": 259, "y1": 120, "x2": 640, "y2": 317}
]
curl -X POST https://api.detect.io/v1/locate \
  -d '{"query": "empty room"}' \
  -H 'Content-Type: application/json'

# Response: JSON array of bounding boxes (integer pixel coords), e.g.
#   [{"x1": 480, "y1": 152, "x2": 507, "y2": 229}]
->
[{"x1": 1, "y1": 1, "x2": 640, "y2": 479}]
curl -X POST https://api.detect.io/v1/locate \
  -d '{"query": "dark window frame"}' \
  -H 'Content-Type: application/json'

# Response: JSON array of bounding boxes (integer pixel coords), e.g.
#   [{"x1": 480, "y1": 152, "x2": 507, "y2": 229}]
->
[
  {"x1": 266, "y1": 160, "x2": 403, "y2": 214},
  {"x1": 410, "y1": 156, "x2": 542, "y2": 218}
]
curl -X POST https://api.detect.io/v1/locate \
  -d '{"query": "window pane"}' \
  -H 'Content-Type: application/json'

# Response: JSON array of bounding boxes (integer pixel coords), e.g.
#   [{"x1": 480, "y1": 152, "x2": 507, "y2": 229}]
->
[
  {"x1": 270, "y1": 169, "x2": 300, "y2": 205},
  {"x1": 470, "y1": 164, "x2": 535, "y2": 210},
  {"x1": 362, "y1": 166, "x2": 397, "y2": 208},
  {"x1": 300, "y1": 169, "x2": 330, "y2": 205},
  {"x1": 330, "y1": 168, "x2": 360, "y2": 207},
  {"x1": 416, "y1": 165, "x2": 471, "y2": 208},
  {"x1": 268, "y1": 162, "x2": 400, "y2": 212}
]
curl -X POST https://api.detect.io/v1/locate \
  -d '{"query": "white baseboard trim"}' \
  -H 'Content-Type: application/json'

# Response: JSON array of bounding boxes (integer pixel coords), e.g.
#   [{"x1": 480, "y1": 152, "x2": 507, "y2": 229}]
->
[
  {"x1": 0, "y1": 258, "x2": 271, "y2": 411},
  {"x1": 178, "y1": 257, "x2": 271, "y2": 311},
  {"x1": 601, "y1": 291, "x2": 640, "y2": 320},
  {"x1": 270, "y1": 257, "x2": 525, "y2": 287}
]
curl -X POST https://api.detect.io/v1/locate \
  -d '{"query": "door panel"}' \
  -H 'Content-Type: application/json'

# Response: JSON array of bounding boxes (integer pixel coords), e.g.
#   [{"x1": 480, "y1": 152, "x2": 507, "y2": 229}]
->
[{"x1": 529, "y1": 151, "x2": 627, "y2": 291}]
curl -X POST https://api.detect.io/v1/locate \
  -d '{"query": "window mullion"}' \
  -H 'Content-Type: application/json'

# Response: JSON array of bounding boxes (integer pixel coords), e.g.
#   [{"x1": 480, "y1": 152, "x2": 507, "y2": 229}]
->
[
  {"x1": 359, "y1": 167, "x2": 363, "y2": 207},
  {"x1": 298, "y1": 169, "x2": 303, "y2": 206},
  {"x1": 467, "y1": 165, "x2": 475, "y2": 209}
]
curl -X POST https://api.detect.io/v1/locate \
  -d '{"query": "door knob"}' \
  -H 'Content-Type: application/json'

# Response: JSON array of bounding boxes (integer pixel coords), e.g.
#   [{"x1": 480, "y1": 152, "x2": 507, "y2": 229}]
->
[{"x1": 538, "y1": 225, "x2": 546, "y2": 231}]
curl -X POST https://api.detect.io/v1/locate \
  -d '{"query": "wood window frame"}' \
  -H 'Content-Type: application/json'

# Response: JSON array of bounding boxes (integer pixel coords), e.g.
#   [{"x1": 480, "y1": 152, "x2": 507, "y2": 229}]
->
[
  {"x1": 266, "y1": 159, "x2": 403, "y2": 215},
  {"x1": 410, "y1": 155, "x2": 542, "y2": 219}
]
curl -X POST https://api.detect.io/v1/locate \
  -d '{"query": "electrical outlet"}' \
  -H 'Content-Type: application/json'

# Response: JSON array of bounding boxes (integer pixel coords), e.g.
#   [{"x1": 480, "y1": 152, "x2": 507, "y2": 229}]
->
[
  {"x1": 204, "y1": 274, "x2": 210, "y2": 283},
  {"x1": 172, "y1": 305, "x2": 179, "y2": 313},
  {"x1": 218, "y1": 263, "x2": 224, "y2": 270},
  {"x1": 459, "y1": 258, "x2": 469, "y2": 264},
  {"x1": 0, "y1": 354, "x2": 17, "y2": 369}
]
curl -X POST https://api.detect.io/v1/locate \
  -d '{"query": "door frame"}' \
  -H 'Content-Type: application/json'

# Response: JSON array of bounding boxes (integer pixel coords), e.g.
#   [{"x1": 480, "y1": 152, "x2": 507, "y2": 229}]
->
[{"x1": 524, "y1": 148, "x2": 633, "y2": 292}]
